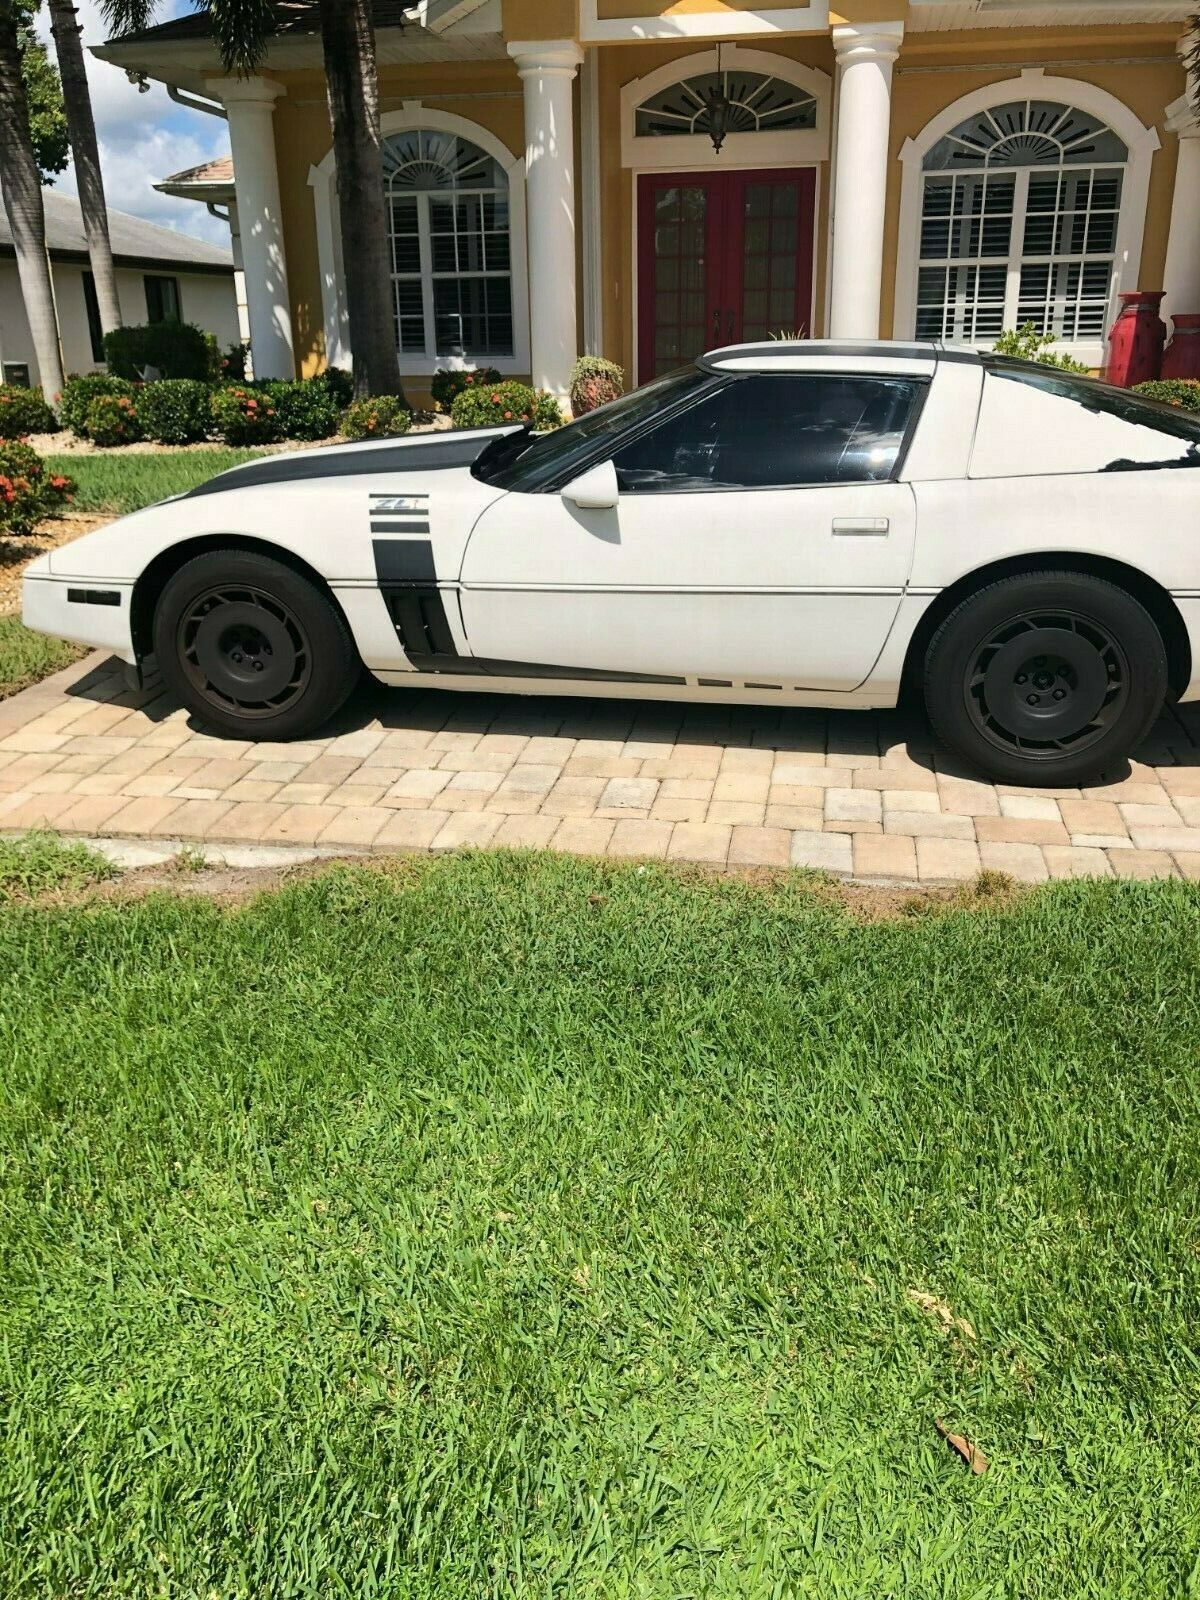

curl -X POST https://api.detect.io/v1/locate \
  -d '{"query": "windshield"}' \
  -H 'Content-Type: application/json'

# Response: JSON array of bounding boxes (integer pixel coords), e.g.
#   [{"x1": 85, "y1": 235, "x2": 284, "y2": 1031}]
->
[{"x1": 472, "y1": 365, "x2": 713, "y2": 492}]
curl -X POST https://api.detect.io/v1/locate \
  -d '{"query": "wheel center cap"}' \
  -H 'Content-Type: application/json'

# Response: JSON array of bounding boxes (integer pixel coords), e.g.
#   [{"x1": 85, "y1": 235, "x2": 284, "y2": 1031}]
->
[
  {"x1": 983, "y1": 626, "x2": 1110, "y2": 741},
  {"x1": 193, "y1": 602, "x2": 297, "y2": 700}
]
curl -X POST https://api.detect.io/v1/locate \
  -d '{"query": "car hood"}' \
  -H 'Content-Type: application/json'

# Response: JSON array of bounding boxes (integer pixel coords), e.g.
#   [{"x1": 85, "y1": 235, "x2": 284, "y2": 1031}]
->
[{"x1": 183, "y1": 423, "x2": 522, "y2": 499}]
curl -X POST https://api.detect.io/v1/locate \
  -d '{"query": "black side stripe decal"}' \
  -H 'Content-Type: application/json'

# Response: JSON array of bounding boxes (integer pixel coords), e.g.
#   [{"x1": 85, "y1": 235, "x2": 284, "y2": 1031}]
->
[{"x1": 370, "y1": 541, "x2": 684, "y2": 687}]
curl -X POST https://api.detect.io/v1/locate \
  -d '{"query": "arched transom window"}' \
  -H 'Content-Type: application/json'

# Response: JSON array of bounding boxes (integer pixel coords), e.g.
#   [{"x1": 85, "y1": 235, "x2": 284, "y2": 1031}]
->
[
  {"x1": 382, "y1": 129, "x2": 513, "y2": 359},
  {"x1": 635, "y1": 70, "x2": 818, "y2": 140},
  {"x1": 915, "y1": 99, "x2": 1129, "y2": 345}
]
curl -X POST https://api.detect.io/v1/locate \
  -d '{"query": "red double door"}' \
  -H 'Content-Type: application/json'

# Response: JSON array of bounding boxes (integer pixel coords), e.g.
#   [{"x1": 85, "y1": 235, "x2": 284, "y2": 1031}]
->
[{"x1": 637, "y1": 167, "x2": 816, "y2": 381}]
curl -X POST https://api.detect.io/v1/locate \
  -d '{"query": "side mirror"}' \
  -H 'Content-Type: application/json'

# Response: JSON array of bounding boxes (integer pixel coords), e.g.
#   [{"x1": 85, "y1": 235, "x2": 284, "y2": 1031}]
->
[{"x1": 562, "y1": 459, "x2": 619, "y2": 511}]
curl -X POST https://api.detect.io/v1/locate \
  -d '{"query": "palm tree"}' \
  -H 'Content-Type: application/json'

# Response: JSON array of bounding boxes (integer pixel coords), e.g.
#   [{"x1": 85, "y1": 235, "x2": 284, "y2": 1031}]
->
[
  {"x1": 47, "y1": 0, "x2": 122, "y2": 337},
  {"x1": 0, "y1": 0, "x2": 66, "y2": 398},
  {"x1": 103, "y1": 0, "x2": 405, "y2": 401}
]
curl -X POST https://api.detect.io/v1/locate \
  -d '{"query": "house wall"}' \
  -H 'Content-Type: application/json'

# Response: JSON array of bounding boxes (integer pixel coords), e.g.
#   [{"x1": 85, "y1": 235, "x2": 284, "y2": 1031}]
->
[
  {"x1": 259, "y1": 14, "x2": 1186, "y2": 396},
  {"x1": 0, "y1": 260, "x2": 240, "y2": 389}
]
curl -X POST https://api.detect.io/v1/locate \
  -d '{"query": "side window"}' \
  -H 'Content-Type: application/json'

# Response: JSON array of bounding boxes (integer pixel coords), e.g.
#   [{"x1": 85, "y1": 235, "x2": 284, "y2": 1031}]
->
[
  {"x1": 144, "y1": 275, "x2": 181, "y2": 324},
  {"x1": 609, "y1": 375, "x2": 922, "y2": 493},
  {"x1": 971, "y1": 364, "x2": 1200, "y2": 477}
]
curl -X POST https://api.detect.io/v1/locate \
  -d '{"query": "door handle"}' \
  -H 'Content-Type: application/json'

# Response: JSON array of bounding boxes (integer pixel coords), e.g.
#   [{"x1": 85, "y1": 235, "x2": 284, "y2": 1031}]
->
[
  {"x1": 726, "y1": 308, "x2": 734, "y2": 342},
  {"x1": 712, "y1": 308, "x2": 721, "y2": 346},
  {"x1": 832, "y1": 517, "x2": 890, "y2": 537}
]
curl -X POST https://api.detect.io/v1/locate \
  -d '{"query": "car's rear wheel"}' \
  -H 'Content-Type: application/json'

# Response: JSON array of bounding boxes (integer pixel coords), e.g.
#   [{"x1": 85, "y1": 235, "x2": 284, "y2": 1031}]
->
[
  {"x1": 923, "y1": 572, "x2": 1167, "y2": 785},
  {"x1": 153, "y1": 550, "x2": 358, "y2": 740}
]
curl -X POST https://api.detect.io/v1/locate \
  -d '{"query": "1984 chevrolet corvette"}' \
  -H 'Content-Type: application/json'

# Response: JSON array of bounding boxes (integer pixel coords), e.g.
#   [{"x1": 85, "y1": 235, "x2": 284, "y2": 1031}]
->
[{"x1": 22, "y1": 340, "x2": 1200, "y2": 784}]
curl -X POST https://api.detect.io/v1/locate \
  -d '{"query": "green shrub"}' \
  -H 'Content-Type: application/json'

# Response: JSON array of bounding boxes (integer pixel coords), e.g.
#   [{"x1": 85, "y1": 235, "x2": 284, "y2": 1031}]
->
[
  {"x1": 450, "y1": 380, "x2": 565, "y2": 431},
  {"x1": 340, "y1": 395, "x2": 411, "y2": 441},
  {"x1": 0, "y1": 384, "x2": 59, "y2": 437},
  {"x1": 136, "y1": 379, "x2": 213, "y2": 445},
  {"x1": 219, "y1": 340, "x2": 250, "y2": 382},
  {"x1": 431, "y1": 366, "x2": 502, "y2": 414},
  {"x1": 993, "y1": 322, "x2": 1089, "y2": 373},
  {"x1": 263, "y1": 379, "x2": 340, "y2": 441},
  {"x1": 104, "y1": 320, "x2": 213, "y2": 381},
  {"x1": 210, "y1": 385, "x2": 284, "y2": 446},
  {"x1": 1131, "y1": 378, "x2": 1200, "y2": 413},
  {"x1": 569, "y1": 356, "x2": 624, "y2": 416},
  {"x1": 319, "y1": 366, "x2": 355, "y2": 408},
  {"x1": 84, "y1": 393, "x2": 143, "y2": 448},
  {"x1": 0, "y1": 440, "x2": 73, "y2": 535},
  {"x1": 59, "y1": 374, "x2": 136, "y2": 437}
]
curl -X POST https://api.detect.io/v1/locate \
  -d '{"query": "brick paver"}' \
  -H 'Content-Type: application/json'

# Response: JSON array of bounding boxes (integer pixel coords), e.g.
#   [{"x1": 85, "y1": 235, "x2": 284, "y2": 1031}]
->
[{"x1": 5, "y1": 651, "x2": 1200, "y2": 883}]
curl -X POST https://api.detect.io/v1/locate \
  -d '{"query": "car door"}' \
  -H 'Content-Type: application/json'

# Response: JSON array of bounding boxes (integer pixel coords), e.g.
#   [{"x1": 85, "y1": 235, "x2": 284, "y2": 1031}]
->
[{"x1": 458, "y1": 372, "x2": 923, "y2": 691}]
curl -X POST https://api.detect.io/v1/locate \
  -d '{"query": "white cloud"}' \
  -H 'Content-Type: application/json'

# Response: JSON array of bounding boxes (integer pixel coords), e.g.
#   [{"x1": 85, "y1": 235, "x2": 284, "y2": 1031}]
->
[{"x1": 36, "y1": 0, "x2": 231, "y2": 247}]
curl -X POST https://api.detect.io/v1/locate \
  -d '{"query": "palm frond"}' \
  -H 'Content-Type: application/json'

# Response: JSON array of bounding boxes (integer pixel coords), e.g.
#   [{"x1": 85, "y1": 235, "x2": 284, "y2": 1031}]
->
[
  {"x1": 1187, "y1": 12, "x2": 1200, "y2": 115},
  {"x1": 204, "y1": 0, "x2": 274, "y2": 74},
  {"x1": 98, "y1": 0, "x2": 157, "y2": 34}
]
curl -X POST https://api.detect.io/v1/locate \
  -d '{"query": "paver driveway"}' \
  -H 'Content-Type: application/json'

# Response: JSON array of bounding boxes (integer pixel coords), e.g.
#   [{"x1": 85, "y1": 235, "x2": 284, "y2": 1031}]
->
[{"x1": 3, "y1": 651, "x2": 1200, "y2": 882}]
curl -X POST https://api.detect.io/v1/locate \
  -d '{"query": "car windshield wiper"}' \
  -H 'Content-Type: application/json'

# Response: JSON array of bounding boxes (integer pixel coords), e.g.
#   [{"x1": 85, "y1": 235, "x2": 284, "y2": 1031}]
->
[{"x1": 472, "y1": 423, "x2": 535, "y2": 484}]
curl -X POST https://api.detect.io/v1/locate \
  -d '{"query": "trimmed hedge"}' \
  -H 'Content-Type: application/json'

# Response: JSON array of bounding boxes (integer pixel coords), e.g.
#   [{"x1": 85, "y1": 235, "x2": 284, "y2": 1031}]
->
[
  {"x1": 1131, "y1": 379, "x2": 1200, "y2": 413},
  {"x1": 85, "y1": 393, "x2": 143, "y2": 448},
  {"x1": 0, "y1": 440, "x2": 74, "y2": 535},
  {"x1": 136, "y1": 379, "x2": 213, "y2": 445},
  {"x1": 263, "y1": 379, "x2": 340, "y2": 441},
  {"x1": 569, "y1": 356, "x2": 624, "y2": 416},
  {"x1": 59, "y1": 375, "x2": 136, "y2": 438},
  {"x1": 450, "y1": 381, "x2": 565, "y2": 431},
  {"x1": 210, "y1": 385, "x2": 284, "y2": 446},
  {"x1": 104, "y1": 320, "x2": 214, "y2": 382},
  {"x1": 319, "y1": 367, "x2": 355, "y2": 409},
  {"x1": 341, "y1": 396, "x2": 411, "y2": 441},
  {"x1": 431, "y1": 366, "x2": 502, "y2": 414},
  {"x1": 0, "y1": 385, "x2": 59, "y2": 437}
]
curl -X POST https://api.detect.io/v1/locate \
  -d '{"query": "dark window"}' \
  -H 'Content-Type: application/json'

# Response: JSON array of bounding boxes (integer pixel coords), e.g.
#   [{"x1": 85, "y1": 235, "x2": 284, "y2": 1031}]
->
[
  {"x1": 82, "y1": 271, "x2": 105, "y2": 363},
  {"x1": 144, "y1": 274, "x2": 181, "y2": 323},
  {"x1": 610, "y1": 374, "x2": 923, "y2": 493}
]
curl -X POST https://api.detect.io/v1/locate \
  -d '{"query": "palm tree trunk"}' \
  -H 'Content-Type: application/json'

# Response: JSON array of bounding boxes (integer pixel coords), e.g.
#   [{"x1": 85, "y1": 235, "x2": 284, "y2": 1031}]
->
[
  {"x1": 0, "y1": 0, "x2": 64, "y2": 399},
  {"x1": 317, "y1": 0, "x2": 405, "y2": 402},
  {"x1": 47, "y1": 0, "x2": 122, "y2": 335}
]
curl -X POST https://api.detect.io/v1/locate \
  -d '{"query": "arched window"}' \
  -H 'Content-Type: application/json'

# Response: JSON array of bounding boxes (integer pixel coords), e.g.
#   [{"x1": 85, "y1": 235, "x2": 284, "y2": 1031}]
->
[
  {"x1": 635, "y1": 69, "x2": 818, "y2": 140},
  {"x1": 382, "y1": 129, "x2": 513, "y2": 360},
  {"x1": 914, "y1": 98, "x2": 1130, "y2": 345}
]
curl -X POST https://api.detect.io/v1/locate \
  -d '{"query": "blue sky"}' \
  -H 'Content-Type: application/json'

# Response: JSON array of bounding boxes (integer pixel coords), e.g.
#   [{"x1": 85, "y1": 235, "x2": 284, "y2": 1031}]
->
[{"x1": 34, "y1": 0, "x2": 233, "y2": 248}]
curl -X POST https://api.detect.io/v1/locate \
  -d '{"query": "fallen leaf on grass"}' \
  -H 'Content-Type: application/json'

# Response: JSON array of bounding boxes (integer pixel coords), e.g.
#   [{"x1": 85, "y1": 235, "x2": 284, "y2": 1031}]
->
[
  {"x1": 908, "y1": 1288, "x2": 977, "y2": 1342},
  {"x1": 935, "y1": 1419, "x2": 989, "y2": 1474}
]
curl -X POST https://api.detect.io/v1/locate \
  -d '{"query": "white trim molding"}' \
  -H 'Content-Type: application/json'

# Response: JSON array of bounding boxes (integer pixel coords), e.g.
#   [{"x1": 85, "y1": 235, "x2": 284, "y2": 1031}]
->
[
  {"x1": 580, "y1": 47, "x2": 604, "y2": 355},
  {"x1": 619, "y1": 45, "x2": 831, "y2": 170},
  {"x1": 308, "y1": 104, "x2": 530, "y2": 380},
  {"x1": 894, "y1": 67, "x2": 1161, "y2": 366},
  {"x1": 581, "y1": 0, "x2": 828, "y2": 42}
]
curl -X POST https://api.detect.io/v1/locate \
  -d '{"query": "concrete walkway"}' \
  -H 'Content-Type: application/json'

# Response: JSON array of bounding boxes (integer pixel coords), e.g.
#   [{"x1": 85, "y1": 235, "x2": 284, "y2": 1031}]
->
[{"x1": 3, "y1": 652, "x2": 1200, "y2": 883}]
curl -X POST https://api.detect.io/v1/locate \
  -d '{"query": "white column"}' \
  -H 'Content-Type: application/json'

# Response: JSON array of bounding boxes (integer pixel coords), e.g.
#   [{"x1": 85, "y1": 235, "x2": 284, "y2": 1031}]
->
[
  {"x1": 208, "y1": 77, "x2": 295, "y2": 380},
  {"x1": 828, "y1": 22, "x2": 903, "y2": 341},
  {"x1": 508, "y1": 39, "x2": 584, "y2": 402},
  {"x1": 1163, "y1": 90, "x2": 1200, "y2": 326}
]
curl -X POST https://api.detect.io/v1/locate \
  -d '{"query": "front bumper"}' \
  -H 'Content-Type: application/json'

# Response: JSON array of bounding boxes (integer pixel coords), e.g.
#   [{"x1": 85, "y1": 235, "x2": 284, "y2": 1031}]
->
[{"x1": 22, "y1": 574, "x2": 137, "y2": 664}]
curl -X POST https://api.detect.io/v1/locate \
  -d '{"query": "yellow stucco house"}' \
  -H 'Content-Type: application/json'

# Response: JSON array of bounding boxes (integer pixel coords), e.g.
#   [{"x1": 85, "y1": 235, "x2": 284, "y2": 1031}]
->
[{"x1": 97, "y1": 0, "x2": 1199, "y2": 405}]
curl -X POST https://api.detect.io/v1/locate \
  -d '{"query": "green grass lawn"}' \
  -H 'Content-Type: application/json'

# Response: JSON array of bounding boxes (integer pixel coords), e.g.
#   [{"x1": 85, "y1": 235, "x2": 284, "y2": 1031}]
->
[
  {"x1": 2, "y1": 845, "x2": 1199, "y2": 1596},
  {"x1": 43, "y1": 448, "x2": 264, "y2": 515},
  {"x1": 0, "y1": 613, "x2": 87, "y2": 698}
]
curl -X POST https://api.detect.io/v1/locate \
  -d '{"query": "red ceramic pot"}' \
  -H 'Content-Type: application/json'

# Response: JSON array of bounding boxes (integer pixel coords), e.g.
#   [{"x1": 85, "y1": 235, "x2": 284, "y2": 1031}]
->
[
  {"x1": 1105, "y1": 290, "x2": 1167, "y2": 387},
  {"x1": 1161, "y1": 314, "x2": 1200, "y2": 381}
]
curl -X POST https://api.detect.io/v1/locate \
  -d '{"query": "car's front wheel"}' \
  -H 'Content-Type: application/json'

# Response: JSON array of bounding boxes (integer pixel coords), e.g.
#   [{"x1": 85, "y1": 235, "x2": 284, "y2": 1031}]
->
[
  {"x1": 923, "y1": 571, "x2": 1167, "y2": 786},
  {"x1": 152, "y1": 550, "x2": 359, "y2": 740}
]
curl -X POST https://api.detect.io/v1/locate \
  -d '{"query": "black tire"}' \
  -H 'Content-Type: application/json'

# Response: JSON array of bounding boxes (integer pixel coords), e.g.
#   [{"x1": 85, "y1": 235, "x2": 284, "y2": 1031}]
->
[
  {"x1": 923, "y1": 571, "x2": 1167, "y2": 786},
  {"x1": 152, "y1": 549, "x2": 359, "y2": 741}
]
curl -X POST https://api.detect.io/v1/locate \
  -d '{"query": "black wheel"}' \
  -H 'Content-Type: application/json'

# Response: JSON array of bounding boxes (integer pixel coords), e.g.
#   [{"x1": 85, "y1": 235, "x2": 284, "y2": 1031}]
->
[
  {"x1": 153, "y1": 550, "x2": 359, "y2": 740},
  {"x1": 924, "y1": 572, "x2": 1167, "y2": 785}
]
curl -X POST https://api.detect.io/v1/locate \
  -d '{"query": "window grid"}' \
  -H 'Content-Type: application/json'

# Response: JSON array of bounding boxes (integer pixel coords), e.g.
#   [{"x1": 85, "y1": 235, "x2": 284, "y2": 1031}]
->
[
  {"x1": 915, "y1": 98, "x2": 1127, "y2": 348},
  {"x1": 382, "y1": 131, "x2": 514, "y2": 361}
]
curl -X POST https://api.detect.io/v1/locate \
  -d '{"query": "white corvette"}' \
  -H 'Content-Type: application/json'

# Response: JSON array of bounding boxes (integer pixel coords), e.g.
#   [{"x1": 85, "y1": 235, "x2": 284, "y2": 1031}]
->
[{"x1": 23, "y1": 340, "x2": 1200, "y2": 784}]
